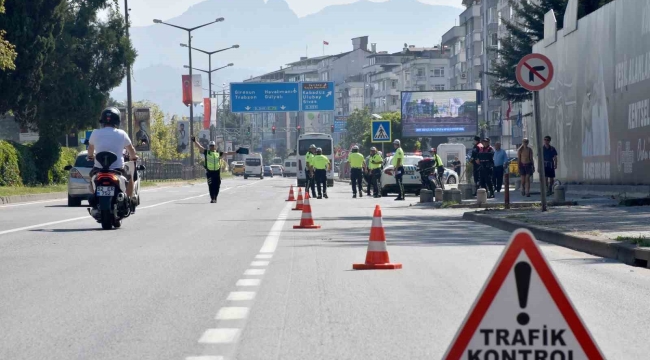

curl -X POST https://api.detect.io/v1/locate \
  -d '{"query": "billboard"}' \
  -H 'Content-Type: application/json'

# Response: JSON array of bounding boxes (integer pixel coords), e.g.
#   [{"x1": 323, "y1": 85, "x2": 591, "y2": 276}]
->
[
  {"x1": 176, "y1": 120, "x2": 190, "y2": 154},
  {"x1": 198, "y1": 130, "x2": 211, "y2": 149},
  {"x1": 400, "y1": 90, "x2": 478, "y2": 137},
  {"x1": 133, "y1": 108, "x2": 151, "y2": 152}
]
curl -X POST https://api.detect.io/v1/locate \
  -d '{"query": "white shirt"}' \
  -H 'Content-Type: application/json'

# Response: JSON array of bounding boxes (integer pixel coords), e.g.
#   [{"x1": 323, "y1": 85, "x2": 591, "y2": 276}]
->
[{"x1": 89, "y1": 127, "x2": 132, "y2": 169}]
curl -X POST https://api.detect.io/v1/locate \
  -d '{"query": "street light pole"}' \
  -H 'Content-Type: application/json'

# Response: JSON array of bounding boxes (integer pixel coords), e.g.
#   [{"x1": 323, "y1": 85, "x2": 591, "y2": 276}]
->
[
  {"x1": 124, "y1": 0, "x2": 133, "y2": 140},
  {"x1": 180, "y1": 44, "x2": 239, "y2": 100}
]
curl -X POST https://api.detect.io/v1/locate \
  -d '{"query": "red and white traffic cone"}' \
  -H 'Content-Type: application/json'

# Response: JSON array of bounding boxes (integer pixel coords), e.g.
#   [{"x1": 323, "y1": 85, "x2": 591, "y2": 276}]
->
[
  {"x1": 293, "y1": 192, "x2": 320, "y2": 229},
  {"x1": 293, "y1": 188, "x2": 304, "y2": 211},
  {"x1": 353, "y1": 205, "x2": 402, "y2": 270},
  {"x1": 285, "y1": 185, "x2": 296, "y2": 201}
]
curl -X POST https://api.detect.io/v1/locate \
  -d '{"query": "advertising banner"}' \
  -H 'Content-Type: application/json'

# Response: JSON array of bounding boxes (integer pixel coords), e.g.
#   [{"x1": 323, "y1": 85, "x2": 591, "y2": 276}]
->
[
  {"x1": 182, "y1": 75, "x2": 192, "y2": 106},
  {"x1": 133, "y1": 108, "x2": 151, "y2": 151},
  {"x1": 191, "y1": 74, "x2": 203, "y2": 105},
  {"x1": 176, "y1": 120, "x2": 190, "y2": 154},
  {"x1": 198, "y1": 130, "x2": 211, "y2": 149},
  {"x1": 400, "y1": 90, "x2": 478, "y2": 137},
  {"x1": 203, "y1": 98, "x2": 211, "y2": 130}
]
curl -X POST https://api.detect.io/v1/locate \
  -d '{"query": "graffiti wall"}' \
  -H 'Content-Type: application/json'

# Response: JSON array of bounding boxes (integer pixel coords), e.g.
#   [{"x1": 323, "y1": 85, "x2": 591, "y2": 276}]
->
[{"x1": 531, "y1": 0, "x2": 650, "y2": 184}]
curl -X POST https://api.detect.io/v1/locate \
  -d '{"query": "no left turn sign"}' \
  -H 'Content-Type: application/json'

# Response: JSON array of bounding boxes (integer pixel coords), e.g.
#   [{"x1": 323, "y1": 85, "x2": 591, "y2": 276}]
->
[{"x1": 516, "y1": 53, "x2": 554, "y2": 92}]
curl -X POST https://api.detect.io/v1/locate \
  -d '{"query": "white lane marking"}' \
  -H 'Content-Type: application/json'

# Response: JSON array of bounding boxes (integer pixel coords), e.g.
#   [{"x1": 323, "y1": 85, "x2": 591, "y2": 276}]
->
[
  {"x1": 0, "y1": 198, "x2": 65, "y2": 208},
  {"x1": 186, "y1": 357, "x2": 224, "y2": 360},
  {"x1": 236, "y1": 279, "x2": 260, "y2": 287},
  {"x1": 243, "y1": 269, "x2": 266, "y2": 276},
  {"x1": 215, "y1": 307, "x2": 249, "y2": 320},
  {"x1": 198, "y1": 328, "x2": 241, "y2": 344},
  {"x1": 227, "y1": 292, "x2": 256, "y2": 301},
  {"x1": 258, "y1": 203, "x2": 291, "y2": 254},
  {"x1": 255, "y1": 254, "x2": 273, "y2": 259},
  {"x1": 0, "y1": 182, "x2": 261, "y2": 237},
  {"x1": 250, "y1": 261, "x2": 269, "y2": 267}
]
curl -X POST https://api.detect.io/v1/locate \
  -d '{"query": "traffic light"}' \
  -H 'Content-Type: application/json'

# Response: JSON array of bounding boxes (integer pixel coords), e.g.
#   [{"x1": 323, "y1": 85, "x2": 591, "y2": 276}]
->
[
  {"x1": 296, "y1": 125, "x2": 301, "y2": 133},
  {"x1": 331, "y1": 124, "x2": 335, "y2": 133},
  {"x1": 272, "y1": 126, "x2": 276, "y2": 135}
]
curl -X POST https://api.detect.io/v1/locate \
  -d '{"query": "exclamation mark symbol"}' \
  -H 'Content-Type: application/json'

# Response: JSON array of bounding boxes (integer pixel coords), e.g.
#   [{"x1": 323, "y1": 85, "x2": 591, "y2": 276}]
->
[{"x1": 514, "y1": 262, "x2": 532, "y2": 325}]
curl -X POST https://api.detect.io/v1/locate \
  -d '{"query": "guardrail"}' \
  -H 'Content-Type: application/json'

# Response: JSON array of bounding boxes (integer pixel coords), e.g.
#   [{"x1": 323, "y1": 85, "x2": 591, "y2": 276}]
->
[{"x1": 139, "y1": 159, "x2": 204, "y2": 181}]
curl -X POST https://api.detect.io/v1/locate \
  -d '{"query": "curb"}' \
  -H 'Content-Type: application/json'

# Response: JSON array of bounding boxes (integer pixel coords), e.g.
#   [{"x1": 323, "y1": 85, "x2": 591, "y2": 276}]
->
[
  {"x1": 0, "y1": 192, "x2": 67, "y2": 205},
  {"x1": 448, "y1": 201, "x2": 577, "y2": 209},
  {"x1": 462, "y1": 211, "x2": 650, "y2": 269}
]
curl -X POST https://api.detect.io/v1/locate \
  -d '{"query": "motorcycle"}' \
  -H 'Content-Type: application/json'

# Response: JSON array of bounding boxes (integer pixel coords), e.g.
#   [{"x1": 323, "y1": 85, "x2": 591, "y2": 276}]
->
[
  {"x1": 416, "y1": 158, "x2": 442, "y2": 192},
  {"x1": 88, "y1": 152, "x2": 145, "y2": 230}
]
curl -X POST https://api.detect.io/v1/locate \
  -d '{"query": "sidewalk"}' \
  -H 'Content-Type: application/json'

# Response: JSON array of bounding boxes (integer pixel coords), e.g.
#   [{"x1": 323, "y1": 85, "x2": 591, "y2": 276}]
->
[{"x1": 463, "y1": 203, "x2": 650, "y2": 269}]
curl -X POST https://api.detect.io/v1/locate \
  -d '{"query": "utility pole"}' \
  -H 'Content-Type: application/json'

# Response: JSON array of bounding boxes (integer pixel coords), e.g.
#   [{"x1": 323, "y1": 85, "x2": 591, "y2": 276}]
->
[{"x1": 124, "y1": 0, "x2": 133, "y2": 139}]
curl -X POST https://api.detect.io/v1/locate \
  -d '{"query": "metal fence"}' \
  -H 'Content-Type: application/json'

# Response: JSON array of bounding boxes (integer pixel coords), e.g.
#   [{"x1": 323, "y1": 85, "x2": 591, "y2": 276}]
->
[{"x1": 139, "y1": 158, "x2": 204, "y2": 181}]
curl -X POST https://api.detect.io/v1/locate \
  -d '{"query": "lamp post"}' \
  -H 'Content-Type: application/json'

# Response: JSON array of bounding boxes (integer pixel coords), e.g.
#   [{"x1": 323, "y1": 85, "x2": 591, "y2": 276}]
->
[
  {"x1": 186, "y1": 64, "x2": 233, "y2": 145},
  {"x1": 180, "y1": 44, "x2": 238, "y2": 98},
  {"x1": 124, "y1": 0, "x2": 133, "y2": 140},
  {"x1": 153, "y1": 17, "x2": 225, "y2": 165}
]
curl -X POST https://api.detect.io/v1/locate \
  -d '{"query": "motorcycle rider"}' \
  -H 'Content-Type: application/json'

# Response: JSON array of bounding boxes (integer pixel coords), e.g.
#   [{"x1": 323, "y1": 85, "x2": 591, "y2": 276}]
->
[
  {"x1": 431, "y1": 148, "x2": 445, "y2": 188},
  {"x1": 87, "y1": 107, "x2": 138, "y2": 211}
]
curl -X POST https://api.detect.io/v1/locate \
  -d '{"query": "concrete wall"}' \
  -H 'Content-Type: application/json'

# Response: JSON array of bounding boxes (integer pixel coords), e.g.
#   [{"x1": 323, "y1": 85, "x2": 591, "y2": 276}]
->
[{"x1": 0, "y1": 116, "x2": 19, "y2": 142}]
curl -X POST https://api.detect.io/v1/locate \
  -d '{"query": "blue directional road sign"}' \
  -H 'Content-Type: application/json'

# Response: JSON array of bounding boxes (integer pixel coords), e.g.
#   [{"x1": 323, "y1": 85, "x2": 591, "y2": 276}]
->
[
  {"x1": 301, "y1": 82, "x2": 335, "y2": 111},
  {"x1": 230, "y1": 82, "x2": 300, "y2": 113},
  {"x1": 334, "y1": 115, "x2": 348, "y2": 133},
  {"x1": 371, "y1": 120, "x2": 392, "y2": 143}
]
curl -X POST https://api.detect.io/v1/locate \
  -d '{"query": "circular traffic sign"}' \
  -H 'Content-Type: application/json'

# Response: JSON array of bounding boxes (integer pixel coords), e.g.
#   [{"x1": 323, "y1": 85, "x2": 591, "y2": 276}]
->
[{"x1": 516, "y1": 53, "x2": 554, "y2": 92}]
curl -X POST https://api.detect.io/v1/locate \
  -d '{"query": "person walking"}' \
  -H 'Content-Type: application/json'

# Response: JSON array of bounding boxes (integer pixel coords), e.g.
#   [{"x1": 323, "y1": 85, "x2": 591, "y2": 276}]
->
[
  {"x1": 368, "y1": 147, "x2": 383, "y2": 198},
  {"x1": 311, "y1": 147, "x2": 331, "y2": 199},
  {"x1": 478, "y1": 138, "x2": 496, "y2": 198},
  {"x1": 470, "y1": 136, "x2": 484, "y2": 196},
  {"x1": 193, "y1": 138, "x2": 236, "y2": 203},
  {"x1": 347, "y1": 145, "x2": 366, "y2": 198},
  {"x1": 543, "y1": 135, "x2": 558, "y2": 195},
  {"x1": 392, "y1": 139, "x2": 405, "y2": 201},
  {"x1": 517, "y1": 138, "x2": 534, "y2": 197},
  {"x1": 305, "y1": 144, "x2": 317, "y2": 198},
  {"x1": 492, "y1": 142, "x2": 507, "y2": 192}
]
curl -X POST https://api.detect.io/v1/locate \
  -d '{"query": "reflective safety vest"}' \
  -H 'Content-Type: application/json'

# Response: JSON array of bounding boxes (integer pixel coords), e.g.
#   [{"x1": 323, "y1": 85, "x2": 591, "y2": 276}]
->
[
  {"x1": 433, "y1": 154, "x2": 444, "y2": 168},
  {"x1": 206, "y1": 151, "x2": 220, "y2": 171},
  {"x1": 312, "y1": 155, "x2": 330, "y2": 170},
  {"x1": 306, "y1": 152, "x2": 315, "y2": 168},
  {"x1": 369, "y1": 154, "x2": 383, "y2": 170}
]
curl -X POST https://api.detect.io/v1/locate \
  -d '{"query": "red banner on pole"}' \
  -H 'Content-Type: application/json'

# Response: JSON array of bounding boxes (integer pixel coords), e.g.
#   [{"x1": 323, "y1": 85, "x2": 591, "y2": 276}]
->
[
  {"x1": 203, "y1": 98, "x2": 211, "y2": 130},
  {"x1": 182, "y1": 75, "x2": 192, "y2": 106}
]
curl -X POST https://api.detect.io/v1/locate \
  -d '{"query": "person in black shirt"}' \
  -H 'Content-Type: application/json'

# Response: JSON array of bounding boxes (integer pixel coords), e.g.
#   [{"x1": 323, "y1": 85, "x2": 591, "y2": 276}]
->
[
  {"x1": 478, "y1": 138, "x2": 496, "y2": 198},
  {"x1": 543, "y1": 135, "x2": 558, "y2": 194},
  {"x1": 452, "y1": 156, "x2": 462, "y2": 179},
  {"x1": 470, "y1": 136, "x2": 483, "y2": 196}
]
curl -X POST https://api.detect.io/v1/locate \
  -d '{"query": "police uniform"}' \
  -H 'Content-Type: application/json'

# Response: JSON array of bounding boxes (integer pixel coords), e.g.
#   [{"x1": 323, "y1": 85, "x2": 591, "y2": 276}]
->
[
  {"x1": 311, "y1": 153, "x2": 330, "y2": 198},
  {"x1": 348, "y1": 150, "x2": 365, "y2": 197},
  {"x1": 471, "y1": 138, "x2": 484, "y2": 195},
  {"x1": 392, "y1": 145, "x2": 405, "y2": 200},
  {"x1": 204, "y1": 149, "x2": 222, "y2": 202},
  {"x1": 368, "y1": 152, "x2": 383, "y2": 197},
  {"x1": 305, "y1": 151, "x2": 317, "y2": 198},
  {"x1": 478, "y1": 143, "x2": 496, "y2": 197},
  {"x1": 432, "y1": 152, "x2": 445, "y2": 188}
]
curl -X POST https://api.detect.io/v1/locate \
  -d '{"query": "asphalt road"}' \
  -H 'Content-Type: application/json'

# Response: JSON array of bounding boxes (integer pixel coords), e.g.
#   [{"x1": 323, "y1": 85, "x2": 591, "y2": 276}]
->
[{"x1": 1, "y1": 177, "x2": 649, "y2": 359}]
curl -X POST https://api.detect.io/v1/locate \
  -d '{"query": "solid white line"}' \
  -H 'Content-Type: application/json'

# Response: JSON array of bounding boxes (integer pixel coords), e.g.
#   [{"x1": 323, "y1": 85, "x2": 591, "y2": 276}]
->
[
  {"x1": 198, "y1": 328, "x2": 241, "y2": 344},
  {"x1": 186, "y1": 357, "x2": 224, "y2": 360},
  {"x1": 244, "y1": 269, "x2": 266, "y2": 276},
  {"x1": 255, "y1": 254, "x2": 273, "y2": 259},
  {"x1": 250, "y1": 261, "x2": 269, "y2": 267},
  {"x1": 215, "y1": 307, "x2": 249, "y2": 320},
  {"x1": 236, "y1": 279, "x2": 261, "y2": 287},
  {"x1": 227, "y1": 292, "x2": 256, "y2": 301},
  {"x1": 0, "y1": 198, "x2": 65, "y2": 209},
  {"x1": 259, "y1": 202, "x2": 292, "y2": 253}
]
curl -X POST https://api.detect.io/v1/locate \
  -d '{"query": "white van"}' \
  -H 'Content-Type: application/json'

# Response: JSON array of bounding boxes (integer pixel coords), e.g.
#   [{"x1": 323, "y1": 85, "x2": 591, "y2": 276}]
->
[
  {"x1": 297, "y1": 133, "x2": 334, "y2": 187},
  {"x1": 283, "y1": 155, "x2": 298, "y2": 177},
  {"x1": 244, "y1": 153, "x2": 264, "y2": 179}
]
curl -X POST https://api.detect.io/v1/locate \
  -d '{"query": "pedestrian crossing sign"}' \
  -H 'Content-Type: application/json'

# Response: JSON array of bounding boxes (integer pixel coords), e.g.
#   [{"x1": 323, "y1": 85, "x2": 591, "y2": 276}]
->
[{"x1": 371, "y1": 120, "x2": 391, "y2": 143}]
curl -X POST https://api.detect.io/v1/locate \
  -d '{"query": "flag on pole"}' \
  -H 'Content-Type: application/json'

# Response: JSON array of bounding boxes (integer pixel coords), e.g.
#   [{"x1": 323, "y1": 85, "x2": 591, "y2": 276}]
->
[
  {"x1": 506, "y1": 100, "x2": 512, "y2": 120},
  {"x1": 323, "y1": 41, "x2": 329, "y2": 45},
  {"x1": 516, "y1": 109, "x2": 523, "y2": 128},
  {"x1": 499, "y1": 110, "x2": 503, "y2": 128}
]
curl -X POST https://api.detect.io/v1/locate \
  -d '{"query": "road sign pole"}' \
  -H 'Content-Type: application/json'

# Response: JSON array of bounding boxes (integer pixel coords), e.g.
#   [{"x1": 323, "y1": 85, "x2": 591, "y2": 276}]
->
[{"x1": 533, "y1": 91, "x2": 547, "y2": 212}]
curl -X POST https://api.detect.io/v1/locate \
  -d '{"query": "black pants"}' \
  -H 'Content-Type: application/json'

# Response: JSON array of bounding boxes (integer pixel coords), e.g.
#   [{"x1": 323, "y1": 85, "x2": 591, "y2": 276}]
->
[
  {"x1": 207, "y1": 170, "x2": 221, "y2": 200},
  {"x1": 305, "y1": 170, "x2": 316, "y2": 197},
  {"x1": 395, "y1": 166, "x2": 405, "y2": 198},
  {"x1": 350, "y1": 168, "x2": 363, "y2": 195},
  {"x1": 493, "y1": 165, "x2": 504, "y2": 192},
  {"x1": 315, "y1": 169, "x2": 327, "y2": 196},
  {"x1": 371, "y1": 169, "x2": 381, "y2": 195},
  {"x1": 479, "y1": 165, "x2": 494, "y2": 194},
  {"x1": 473, "y1": 166, "x2": 480, "y2": 187}
]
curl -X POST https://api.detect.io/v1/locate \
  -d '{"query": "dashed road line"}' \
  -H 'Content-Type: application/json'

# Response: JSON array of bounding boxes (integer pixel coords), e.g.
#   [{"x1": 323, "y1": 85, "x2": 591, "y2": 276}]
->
[
  {"x1": 198, "y1": 329, "x2": 241, "y2": 344},
  {"x1": 215, "y1": 307, "x2": 249, "y2": 320},
  {"x1": 243, "y1": 269, "x2": 266, "y2": 276},
  {"x1": 250, "y1": 261, "x2": 270, "y2": 267},
  {"x1": 226, "y1": 292, "x2": 256, "y2": 301}
]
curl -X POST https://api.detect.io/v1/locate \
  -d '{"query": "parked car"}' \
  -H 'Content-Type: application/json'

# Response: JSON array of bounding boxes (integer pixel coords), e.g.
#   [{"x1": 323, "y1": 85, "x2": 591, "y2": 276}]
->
[
  {"x1": 231, "y1": 161, "x2": 245, "y2": 176},
  {"x1": 263, "y1": 166, "x2": 274, "y2": 177},
  {"x1": 270, "y1": 165, "x2": 283, "y2": 176},
  {"x1": 379, "y1": 154, "x2": 459, "y2": 196},
  {"x1": 65, "y1": 150, "x2": 95, "y2": 206}
]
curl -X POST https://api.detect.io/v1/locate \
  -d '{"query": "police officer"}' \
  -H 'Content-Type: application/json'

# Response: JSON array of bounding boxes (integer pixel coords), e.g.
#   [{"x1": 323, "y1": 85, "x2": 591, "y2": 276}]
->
[
  {"x1": 431, "y1": 148, "x2": 445, "y2": 190},
  {"x1": 478, "y1": 138, "x2": 496, "y2": 198},
  {"x1": 193, "y1": 138, "x2": 236, "y2": 203},
  {"x1": 368, "y1": 147, "x2": 383, "y2": 198},
  {"x1": 470, "y1": 135, "x2": 484, "y2": 196},
  {"x1": 305, "y1": 144, "x2": 317, "y2": 198},
  {"x1": 311, "y1": 147, "x2": 331, "y2": 199},
  {"x1": 347, "y1": 145, "x2": 366, "y2": 198},
  {"x1": 392, "y1": 139, "x2": 405, "y2": 201}
]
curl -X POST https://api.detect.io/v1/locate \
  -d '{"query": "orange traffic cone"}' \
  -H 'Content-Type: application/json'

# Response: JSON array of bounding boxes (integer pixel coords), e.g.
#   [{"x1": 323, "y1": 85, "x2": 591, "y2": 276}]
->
[
  {"x1": 293, "y1": 192, "x2": 321, "y2": 229},
  {"x1": 285, "y1": 185, "x2": 296, "y2": 201},
  {"x1": 353, "y1": 205, "x2": 402, "y2": 270},
  {"x1": 292, "y1": 188, "x2": 304, "y2": 211}
]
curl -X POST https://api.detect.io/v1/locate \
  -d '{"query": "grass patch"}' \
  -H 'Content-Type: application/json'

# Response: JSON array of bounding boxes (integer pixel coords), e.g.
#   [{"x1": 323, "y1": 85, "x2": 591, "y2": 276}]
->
[
  {"x1": 441, "y1": 201, "x2": 460, "y2": 208},
  {"x1": 615, "y1": 235, "x2": 650, "y2": 247},
  {"x1": 0, "y1": 184, "x2": 67, "y2": 197}
]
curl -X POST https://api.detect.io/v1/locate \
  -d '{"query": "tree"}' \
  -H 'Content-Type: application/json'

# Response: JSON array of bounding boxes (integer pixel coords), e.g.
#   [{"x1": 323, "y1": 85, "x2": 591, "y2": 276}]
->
[
  {"x1": 0, "y1": 0, "x2": 16, "y2": 71},
  {"x1": 342, "y1": 108, "x2": 371, "y2": 150},
  {"x1": 0, "y1": 0, "x2": 66, "y2": 119}
]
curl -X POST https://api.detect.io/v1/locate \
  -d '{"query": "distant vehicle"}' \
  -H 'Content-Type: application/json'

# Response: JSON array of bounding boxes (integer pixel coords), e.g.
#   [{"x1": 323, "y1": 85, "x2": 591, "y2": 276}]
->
[
  {"x1": 65, "y1": 150, "x2": 94, "y2": 206},
  {"x1": 231, "y1": 161, "x2": 245, "y2": 176},
  {"x1": 283, "y1": 155, "x2": 298, "y2": 177},
  {"x1": 263, "y1": 166, "x2": 273, "y2": 177},
  {"x1": 270, "y1": 165, "x2": 283, "y2": 176},
  {"x1": 297, "y1": 133, "x2": 334, "y2": 187},
  {"x1": 244, "y1": 153, "x2": 264, "y2": 179},
  {"x1": 272, "y1": 157, "x2": 283, "y2": 165},
  {"x1": 379, "y1": 154, "x2": 458, "y2": 196}
]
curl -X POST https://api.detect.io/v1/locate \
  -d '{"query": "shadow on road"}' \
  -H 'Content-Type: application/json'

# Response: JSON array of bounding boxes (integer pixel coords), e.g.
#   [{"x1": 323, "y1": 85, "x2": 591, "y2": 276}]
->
[{"x1": 30, "y1": 228, "x2": 103, "y2": 233}]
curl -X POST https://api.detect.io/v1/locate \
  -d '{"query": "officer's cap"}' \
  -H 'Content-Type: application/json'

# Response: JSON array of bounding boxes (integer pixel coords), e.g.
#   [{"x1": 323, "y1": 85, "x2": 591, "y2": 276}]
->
[
  {"x1": 309, "y1": 144, "x2": 317, "y2": 149},
  {"x1": 209, "y1": 141, "x2": 216, "y2": 146}
]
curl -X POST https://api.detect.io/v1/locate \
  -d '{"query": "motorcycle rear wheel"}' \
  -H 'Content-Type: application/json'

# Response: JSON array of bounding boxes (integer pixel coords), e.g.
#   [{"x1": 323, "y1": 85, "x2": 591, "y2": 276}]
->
[{"x1": 100, "y1": 212, "x2": 113, "y2": 230}]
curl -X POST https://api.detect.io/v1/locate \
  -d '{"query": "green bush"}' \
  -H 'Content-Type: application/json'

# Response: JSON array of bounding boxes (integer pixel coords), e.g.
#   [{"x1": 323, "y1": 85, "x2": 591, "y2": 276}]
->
[
  {"x1": 0, "y1": 140, "x2": 21, "y2": 186},
  {"x1": 52, "y1": 147, "x2": 77, "y2": 184},
  {"x1": 11, "y1": 142, "x2": 38, "y2": 186},
  {"x1": 31, "y1": 137, "x2": 62, "y2": 185}
]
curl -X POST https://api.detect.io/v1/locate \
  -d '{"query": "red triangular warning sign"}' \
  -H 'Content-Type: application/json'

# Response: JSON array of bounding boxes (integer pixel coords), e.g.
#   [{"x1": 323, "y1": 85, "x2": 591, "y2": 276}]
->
[{"x1": 443, "y1": 229, "x2": 604, "y2": 360}]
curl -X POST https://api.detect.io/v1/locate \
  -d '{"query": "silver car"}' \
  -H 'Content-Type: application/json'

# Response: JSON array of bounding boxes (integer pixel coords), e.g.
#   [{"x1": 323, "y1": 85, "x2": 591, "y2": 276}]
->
[{"x1": 64, "y1": 151, "x2": 94, "y2": 206}]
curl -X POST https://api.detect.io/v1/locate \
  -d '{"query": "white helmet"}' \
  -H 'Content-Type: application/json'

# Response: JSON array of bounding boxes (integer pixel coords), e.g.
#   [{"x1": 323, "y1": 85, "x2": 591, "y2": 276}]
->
[{"x1": 352, "y1": 145, "x2": 359, "y2": 151}]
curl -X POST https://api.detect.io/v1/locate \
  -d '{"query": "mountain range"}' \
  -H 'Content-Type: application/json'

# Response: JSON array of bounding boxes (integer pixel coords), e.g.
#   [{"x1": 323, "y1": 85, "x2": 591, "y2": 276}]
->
[{"x1": 111, "y1": 0, "x2": 462, "y2": 115}]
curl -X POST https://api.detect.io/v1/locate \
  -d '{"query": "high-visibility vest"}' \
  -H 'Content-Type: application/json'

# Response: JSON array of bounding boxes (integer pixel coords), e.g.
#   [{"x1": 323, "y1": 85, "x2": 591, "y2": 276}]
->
[{"x1": 206, "y1": 151, "x2": 220, "y2": 171}]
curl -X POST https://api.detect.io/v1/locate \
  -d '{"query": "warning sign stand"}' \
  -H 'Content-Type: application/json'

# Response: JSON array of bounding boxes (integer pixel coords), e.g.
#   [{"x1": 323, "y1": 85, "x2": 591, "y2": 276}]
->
[{"x1": 443, "y1": 229, "x2": 604, "y2": 360}]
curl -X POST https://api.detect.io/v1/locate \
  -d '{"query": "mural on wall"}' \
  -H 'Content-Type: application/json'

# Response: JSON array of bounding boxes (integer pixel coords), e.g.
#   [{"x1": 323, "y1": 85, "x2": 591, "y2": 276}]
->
[{"x1": 532, "y1": 0, "x2": 650, "y2": 184}]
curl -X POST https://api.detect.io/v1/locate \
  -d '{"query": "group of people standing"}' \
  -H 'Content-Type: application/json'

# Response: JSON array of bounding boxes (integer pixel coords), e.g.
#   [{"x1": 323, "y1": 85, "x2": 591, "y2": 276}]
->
[
  {"x1": 347, "y1": 145, "x2": 384, "y2": 198},
  {"x1": 304, "y1": 144, "x2": 333, "y2": 199},
  {"x1": 516, "y1": 136, "x2": 558, "y2": 197}
]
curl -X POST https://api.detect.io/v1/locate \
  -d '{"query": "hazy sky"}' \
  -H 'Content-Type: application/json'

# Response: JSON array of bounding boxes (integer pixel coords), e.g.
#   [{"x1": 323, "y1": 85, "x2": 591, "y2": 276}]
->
[{"x1": 126, "y1": 0, "x2": 462, "y2": 26}]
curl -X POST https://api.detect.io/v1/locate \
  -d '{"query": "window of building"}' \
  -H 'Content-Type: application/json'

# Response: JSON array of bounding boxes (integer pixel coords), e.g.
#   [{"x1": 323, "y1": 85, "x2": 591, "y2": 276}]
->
[
  {"x1": 492, "y1": 111, "x2": 500, "y2": 124},
  {"x1": 391, "y1": 80, "x2": 398, "y2": 89},
  {"x1": 418, "y1": 85, "x2": 426, "y2": 91},
  {"x1": 391, "y1": 96, "x2": 398, "y2": 106},
  {"x1": 489, "y1": 7, "x2": 497, "y2": 24},
  {"x1": 405, "y1": 72, "x2": 411, "y2": 82},
  {"x1": 433, "y1": 67, "x2": 445, "y2": 77},
  {"x1": 417, "y1": 68, "x2": 425, "y2": 77},
  {"x1": 490, "y1": 33, "x2": 499, "y2": 47},
  {"x1": 434, "y1": 84, "x2": 445, "y2": 91}
]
